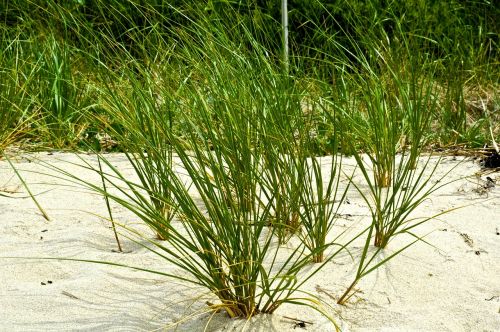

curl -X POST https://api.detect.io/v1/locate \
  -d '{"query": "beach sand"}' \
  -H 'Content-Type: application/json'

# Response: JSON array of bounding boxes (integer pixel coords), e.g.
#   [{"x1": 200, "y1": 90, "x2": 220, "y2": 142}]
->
[{"x1": 1, "y1": 152, "x2": 498, "y2": 331}]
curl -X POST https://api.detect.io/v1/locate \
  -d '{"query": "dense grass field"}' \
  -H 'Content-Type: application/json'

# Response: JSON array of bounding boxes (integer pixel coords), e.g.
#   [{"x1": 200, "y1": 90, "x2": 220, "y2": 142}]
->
[{"x1": 1, "y1": 0, "x2": 499, "y2": 327}]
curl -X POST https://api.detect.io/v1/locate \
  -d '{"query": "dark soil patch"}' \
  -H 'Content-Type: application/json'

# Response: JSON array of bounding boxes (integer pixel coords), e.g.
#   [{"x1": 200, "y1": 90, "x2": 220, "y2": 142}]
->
[{"x1": 482, "y1": 152, "x2": 500, "y2": 168}]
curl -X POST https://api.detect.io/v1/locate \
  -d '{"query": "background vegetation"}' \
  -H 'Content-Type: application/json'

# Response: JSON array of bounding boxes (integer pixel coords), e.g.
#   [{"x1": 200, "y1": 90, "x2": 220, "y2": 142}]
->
[{"x1": 0, "y1": 0, "x2": 498, "y2": 153}]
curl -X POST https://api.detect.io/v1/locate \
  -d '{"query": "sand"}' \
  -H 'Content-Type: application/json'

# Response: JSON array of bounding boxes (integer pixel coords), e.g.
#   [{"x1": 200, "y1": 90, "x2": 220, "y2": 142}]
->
[{"x1": 0, "y1": 152, "x2": 499, "y2": 331}]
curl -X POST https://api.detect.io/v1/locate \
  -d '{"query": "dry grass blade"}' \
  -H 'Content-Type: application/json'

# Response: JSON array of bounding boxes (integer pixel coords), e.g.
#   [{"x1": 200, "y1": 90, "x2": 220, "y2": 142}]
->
[{"x1": 2, "y1": 153, "x2": 49, "y2": 221}]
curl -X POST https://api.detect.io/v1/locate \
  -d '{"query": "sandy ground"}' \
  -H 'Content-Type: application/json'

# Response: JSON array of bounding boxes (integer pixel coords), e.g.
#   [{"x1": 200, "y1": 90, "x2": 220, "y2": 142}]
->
[{"x1": 0, "y1": 152, "x2": 499, "y2": 331}]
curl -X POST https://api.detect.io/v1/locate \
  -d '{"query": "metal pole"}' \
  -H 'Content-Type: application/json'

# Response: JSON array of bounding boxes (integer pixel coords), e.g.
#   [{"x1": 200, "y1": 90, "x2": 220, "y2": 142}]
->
[{"x1": 281, "y1": 0, "x2": 289, "y2": 73}]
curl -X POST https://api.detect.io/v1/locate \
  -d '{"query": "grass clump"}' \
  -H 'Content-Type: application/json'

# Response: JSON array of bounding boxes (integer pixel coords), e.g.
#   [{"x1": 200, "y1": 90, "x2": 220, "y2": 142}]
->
[
  {"x1": 42, "y1": 15, "x2": 347, "y2": 324},
  {"x1": 316, "y1": 11, "x2": 464, "y2": 303}
]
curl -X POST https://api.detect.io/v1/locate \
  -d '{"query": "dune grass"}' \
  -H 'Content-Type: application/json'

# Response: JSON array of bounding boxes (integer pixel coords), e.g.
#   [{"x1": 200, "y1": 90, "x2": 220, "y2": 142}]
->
[
  {"x1": 28, "y1": 13, "x2": 352, "y2": 323},
  {"x1": 0, "y1": 0, "x2": 498, "y2": 326},
  {"x1": 42, "y1": 67, "x2": 339, "y2": 328}
]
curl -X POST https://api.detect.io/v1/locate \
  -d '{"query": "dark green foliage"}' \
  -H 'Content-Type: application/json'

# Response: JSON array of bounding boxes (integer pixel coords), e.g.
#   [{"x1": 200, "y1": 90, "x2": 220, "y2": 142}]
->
[{"x1": 3, "y1": 0, "x2": 497, "y2": 69}]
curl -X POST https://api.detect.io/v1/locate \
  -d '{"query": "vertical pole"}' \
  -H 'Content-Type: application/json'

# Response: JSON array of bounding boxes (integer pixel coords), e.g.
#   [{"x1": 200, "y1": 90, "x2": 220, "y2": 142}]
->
[{"x1": 281, "y1": 0, "x2": 289, "y2": 73}]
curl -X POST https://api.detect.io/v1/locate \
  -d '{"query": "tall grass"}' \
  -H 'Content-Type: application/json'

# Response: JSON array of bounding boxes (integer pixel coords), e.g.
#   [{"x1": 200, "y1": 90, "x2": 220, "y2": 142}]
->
[
  {"x1": 0, "y1": 0, "x2": 498, "y2": 324},
  {"x1": 316, "y1": 12, "x2": 464, "y2": 303},
  {"x1": 0, "y1": 0, "x2": 498, "y2": 152},
  {"x1": 0, "y1": 30, "x2": 33, "y2": 152},
  {"x1": 98, "y1": 62, "x2": 178, "y2": 240},
  {"x1": 296, "y1": 148, "x2": 348, "y2": 263},
  {"x1": 257, "y1": 78, "x2": 306, "y2": 243},
  {"x1": 30, "y1": 36, "x2": 96, "y2": 148},
  {"x1": 35, "y1": 12, "x2": 350, "y2": 322}
]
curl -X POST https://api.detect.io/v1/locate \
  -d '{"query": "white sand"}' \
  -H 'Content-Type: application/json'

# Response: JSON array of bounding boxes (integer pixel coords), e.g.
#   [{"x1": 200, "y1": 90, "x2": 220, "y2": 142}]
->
[{"x1": 0, "y1": 152, "x2": 499, "y2": 331}]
